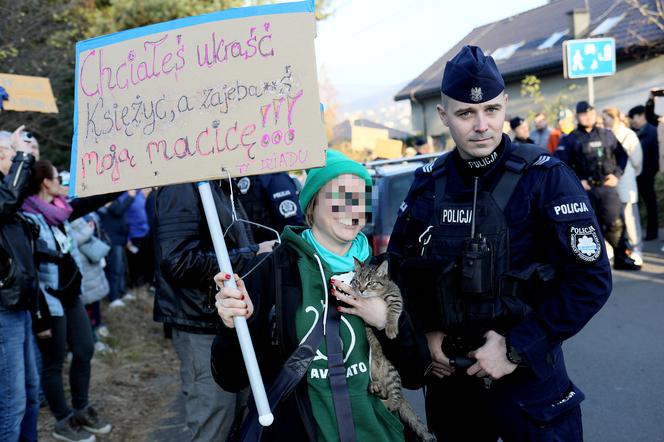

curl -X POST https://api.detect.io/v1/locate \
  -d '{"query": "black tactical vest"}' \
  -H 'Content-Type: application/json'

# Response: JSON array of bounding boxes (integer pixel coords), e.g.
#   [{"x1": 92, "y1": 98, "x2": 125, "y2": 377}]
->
[{"x1": 402, "y1": 144, "x2": 548, "y2": 339}]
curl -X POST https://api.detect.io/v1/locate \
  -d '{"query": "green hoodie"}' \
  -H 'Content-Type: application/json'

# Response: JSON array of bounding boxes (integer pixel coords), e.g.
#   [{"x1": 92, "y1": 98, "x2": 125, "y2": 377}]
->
[{"x1": 281, "y1": 226, "x2": 404, "y2": 442}]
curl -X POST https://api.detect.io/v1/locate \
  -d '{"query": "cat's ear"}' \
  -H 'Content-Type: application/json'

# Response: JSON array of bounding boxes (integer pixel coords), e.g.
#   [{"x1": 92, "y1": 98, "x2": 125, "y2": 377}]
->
[
  {"x1": 376, "y1": 260, "x2": 389, "y2": 277},
  {"x1": 353, "y1": 257, "x2": 363, "y2": 272}
]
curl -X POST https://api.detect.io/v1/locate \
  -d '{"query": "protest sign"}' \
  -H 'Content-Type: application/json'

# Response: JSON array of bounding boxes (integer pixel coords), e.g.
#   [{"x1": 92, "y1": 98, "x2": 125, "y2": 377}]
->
[
  {"x1": 0, "y1": 73, "x2": 59, "y2": 113},
  {"x1": 70, "y1": 0, "x2": 326, "y2": 197}
]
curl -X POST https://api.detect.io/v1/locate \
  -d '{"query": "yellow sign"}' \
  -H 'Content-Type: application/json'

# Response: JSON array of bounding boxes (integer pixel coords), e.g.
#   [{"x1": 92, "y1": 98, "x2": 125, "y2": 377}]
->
[
  {"x1": 0, "y1": 73, "x2": 59, "y2": 113},
  {"x1": 71, "y1": 1, "x2": 326, "y2": 197},
  {"x1": 374, "y1": 138, "x2": 403, "y2": 159},
  {"x1": 351, "y1": 125, "x2": 388, "y2": 152}
]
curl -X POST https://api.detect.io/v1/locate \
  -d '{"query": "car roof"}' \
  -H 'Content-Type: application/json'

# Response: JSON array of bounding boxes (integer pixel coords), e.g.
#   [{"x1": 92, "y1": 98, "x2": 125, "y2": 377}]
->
[{"x1": 364, "y1": 153, "x2": 443, "y2": 177}]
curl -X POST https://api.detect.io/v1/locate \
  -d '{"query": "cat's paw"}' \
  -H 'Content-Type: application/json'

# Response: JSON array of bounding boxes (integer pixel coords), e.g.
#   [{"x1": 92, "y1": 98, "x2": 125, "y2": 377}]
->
[
  {"x1": 369, "y1": 382, "x2": 388, "y2": 399},
  {"x1": 385, "y1": 322, "x2": 398, "y2": 339},
  {"x1": 421, "y1": 432, "x2": 437, "y2": 442}
]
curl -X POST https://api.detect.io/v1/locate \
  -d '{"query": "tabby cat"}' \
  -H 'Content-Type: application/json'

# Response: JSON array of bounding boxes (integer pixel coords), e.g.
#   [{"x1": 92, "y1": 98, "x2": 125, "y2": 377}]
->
[{"x1": 351, "y1": 258, "x2": 436, "y2": 442}]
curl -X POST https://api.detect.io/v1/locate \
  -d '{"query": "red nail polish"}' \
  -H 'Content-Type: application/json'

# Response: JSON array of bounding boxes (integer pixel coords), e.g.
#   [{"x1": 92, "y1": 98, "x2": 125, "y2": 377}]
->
[
  {"x1": 330, "y1": 278, "x2": 336, "y2": 284},
  {"x1": 225, "y1": 274, "x2": 231, "y2": 280},
  {"x1": 240, "y1": 295, "x2": 244, "y2": 300},
  {"x1": 336, "y1": 307, "x2": 341, "y2": 311}
]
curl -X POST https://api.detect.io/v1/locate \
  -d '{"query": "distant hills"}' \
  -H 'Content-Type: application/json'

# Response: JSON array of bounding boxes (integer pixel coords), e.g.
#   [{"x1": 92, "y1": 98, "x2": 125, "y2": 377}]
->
[{"x1": 335, "y1": 82, "x2": 413, "y2": 133}]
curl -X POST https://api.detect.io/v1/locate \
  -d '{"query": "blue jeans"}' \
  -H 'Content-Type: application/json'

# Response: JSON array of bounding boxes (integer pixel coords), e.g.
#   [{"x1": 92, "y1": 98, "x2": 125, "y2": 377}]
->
[
  {"x1": 105, "y1": 245, "x2": 127, "y2": 301},
  {"x1": 0, "y1": 309, "x2": 40, "y2": 442}
]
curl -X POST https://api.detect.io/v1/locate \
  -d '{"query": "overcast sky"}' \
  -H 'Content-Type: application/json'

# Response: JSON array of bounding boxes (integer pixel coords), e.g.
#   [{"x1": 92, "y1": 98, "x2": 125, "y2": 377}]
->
[{"x1": 312, "y1": 0, "x2": 548, "y2": 98}]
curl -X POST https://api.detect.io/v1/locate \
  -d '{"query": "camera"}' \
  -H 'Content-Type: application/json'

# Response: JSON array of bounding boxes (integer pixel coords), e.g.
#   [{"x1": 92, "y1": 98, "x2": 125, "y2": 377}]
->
[
  {"x1": 651, "y1": 88, "x2": 664, "y2": 97},
  {"x1": 21, "y1": 131, "x2": 34, "y2": 142}
]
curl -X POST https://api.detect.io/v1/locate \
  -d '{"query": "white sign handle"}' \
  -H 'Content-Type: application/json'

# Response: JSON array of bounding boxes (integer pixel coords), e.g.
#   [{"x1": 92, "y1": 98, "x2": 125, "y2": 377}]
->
[{"x1": 196, "y1": 181, "x2": 274, "y2": 427}]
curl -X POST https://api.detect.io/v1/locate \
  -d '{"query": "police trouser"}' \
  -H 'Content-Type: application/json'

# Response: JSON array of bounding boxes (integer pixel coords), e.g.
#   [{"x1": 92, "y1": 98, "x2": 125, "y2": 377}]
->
[
  {"x1": 588, "y1": 185, "x2": 626, "y2": 251},
  {"x1": 425, "y1": 371, "x2": 583, "y2": 442}
]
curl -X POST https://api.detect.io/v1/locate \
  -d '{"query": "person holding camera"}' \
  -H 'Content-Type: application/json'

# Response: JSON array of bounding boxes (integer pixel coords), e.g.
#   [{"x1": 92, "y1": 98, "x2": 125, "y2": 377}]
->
[{"x1": 0, "y1": 126, "x2": 39, "y2": 442}]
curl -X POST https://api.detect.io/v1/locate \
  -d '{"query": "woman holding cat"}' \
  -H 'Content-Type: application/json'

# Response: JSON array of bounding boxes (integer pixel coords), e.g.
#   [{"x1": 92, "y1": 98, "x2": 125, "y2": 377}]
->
[{"x1": 211, "y1": 150, "x2": 431, "y2": 442}]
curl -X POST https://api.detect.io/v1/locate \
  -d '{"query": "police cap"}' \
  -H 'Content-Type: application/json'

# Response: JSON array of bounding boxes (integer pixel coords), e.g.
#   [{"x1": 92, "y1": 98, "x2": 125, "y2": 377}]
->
[
  {"x1": 575, "y1": 101, "x2": 594, "y2": 114},
  {"x1": 441, "y1": 45, "x2": 505, "y2": 104}
]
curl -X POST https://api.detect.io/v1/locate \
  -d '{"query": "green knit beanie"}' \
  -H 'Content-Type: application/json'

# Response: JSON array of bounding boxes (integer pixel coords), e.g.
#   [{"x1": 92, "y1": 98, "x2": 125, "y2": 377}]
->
[{"x1": 299, "y1": 150, "x2": 372, "y2": 213}]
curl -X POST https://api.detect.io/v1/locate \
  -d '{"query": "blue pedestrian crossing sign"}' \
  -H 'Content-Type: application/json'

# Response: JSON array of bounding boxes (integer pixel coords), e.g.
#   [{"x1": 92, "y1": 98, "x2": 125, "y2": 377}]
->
[{"x1": 563, "y1": 38, "x2": 616, "y2": 79}]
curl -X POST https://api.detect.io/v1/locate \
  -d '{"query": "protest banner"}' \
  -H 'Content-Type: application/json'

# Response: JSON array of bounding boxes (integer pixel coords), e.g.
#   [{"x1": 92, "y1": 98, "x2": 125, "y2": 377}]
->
[
  {"x1": 70, "y1": 1, "x2": 327, "y2": 426},
  {"x1": 0, "y1": 73, "x2": 59, "y2": 113},
  {"x1": 70, "y1": 0, "x2": 326, "y2": 197}
]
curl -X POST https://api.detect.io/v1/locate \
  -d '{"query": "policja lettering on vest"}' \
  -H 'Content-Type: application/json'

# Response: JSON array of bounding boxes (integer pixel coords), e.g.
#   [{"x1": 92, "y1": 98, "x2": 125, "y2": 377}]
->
[
  {"x1": 553, "y1": 201, "x2": 589, "y2": 216},
  {"x1": 441, "y1": 208, "x2": 473, "y2": 223},
  {"x1": 387, "y1": 45, "x2": 612, "y2": 441}
]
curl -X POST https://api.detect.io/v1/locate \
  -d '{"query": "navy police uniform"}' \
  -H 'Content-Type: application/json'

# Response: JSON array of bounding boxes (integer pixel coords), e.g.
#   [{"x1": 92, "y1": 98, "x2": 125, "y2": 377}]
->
[
  {"x1": 388, "y1": 46, "x2": 612, "y2": 441},
  {"x1": 235, "y1": 173, "x2": 304, "y2": 243},
  {"x1": 555, "y1": 108, "x2": 636, "y2": 269}
]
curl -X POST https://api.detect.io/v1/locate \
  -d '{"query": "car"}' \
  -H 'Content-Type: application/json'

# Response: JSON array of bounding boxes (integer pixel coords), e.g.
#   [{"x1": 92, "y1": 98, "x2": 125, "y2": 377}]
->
[{"x1": 363, "y1": 153, "x2": 442, "y2": 254}]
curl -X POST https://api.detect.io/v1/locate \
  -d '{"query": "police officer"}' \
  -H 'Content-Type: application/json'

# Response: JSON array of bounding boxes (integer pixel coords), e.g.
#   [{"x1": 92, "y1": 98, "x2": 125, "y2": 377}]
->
[
  {"x1": 388, "y1": 46, "x2": 612, "y2": 441},
  {"x1": 234, "y1": 172, "x2": 304, "y2": 243},
  {"x1": 555, "y1": 101, "x2": 640, "y2": 270}
]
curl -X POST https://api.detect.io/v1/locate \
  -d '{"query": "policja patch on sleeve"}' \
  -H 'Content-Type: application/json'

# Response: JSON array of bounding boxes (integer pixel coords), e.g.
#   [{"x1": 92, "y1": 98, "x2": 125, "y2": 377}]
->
[{"x1": 569, "y1": 224, "x2": 602, "y2": 263}]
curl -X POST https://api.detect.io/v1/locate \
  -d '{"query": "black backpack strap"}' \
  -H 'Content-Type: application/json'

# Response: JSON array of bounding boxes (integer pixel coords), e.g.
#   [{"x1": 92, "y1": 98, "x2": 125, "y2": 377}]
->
[
  {"x1": 325, "y1": 306, "x2": 357, "y2": 442},
  {"x1": 492, "y1": 143, "x2": 549, "y2": 211}
]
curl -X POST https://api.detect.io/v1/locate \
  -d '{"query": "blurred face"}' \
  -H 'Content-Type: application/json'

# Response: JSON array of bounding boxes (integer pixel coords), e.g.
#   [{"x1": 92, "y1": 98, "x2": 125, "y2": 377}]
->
[
  {"x1": 437, "y1": 92, "x2": 508, "y2": 159},
  {"x1": 601, "y1": 112, "x2": 615, "y2": 128},
  {"x1": 534, "y1": 114, "x2": 547, "y2": 130},
  {"x1": 311, "y1": 174, "x2": 371, "y2": 250},
  {"x1": 630, "y1": 113, "x2": 647, "y2": 130},
  {"x1": 42, "y1": 166, "x2": 62, "y2": 197},
  {"x1": 514, "y1": 122, "x2": 530, "y2": 140},
  {"x1": 577, "y1": 109, "x2": 597, "y2": 129}
]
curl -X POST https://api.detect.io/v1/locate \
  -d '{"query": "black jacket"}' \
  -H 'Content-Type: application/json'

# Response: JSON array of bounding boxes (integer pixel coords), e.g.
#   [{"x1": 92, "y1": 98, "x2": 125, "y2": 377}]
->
[
  {"x1": 153, "y1": 182, "x2": 258, "y2": 334},
  {"x1": 637, "y1": 123, "x2": 660, "y2": 177},
  {"x1": 210, "y1": 244, "x2": 431, "y2": 441},
  {"x1": 0, "y1": 152, "x2": 39, "y2": 311}
]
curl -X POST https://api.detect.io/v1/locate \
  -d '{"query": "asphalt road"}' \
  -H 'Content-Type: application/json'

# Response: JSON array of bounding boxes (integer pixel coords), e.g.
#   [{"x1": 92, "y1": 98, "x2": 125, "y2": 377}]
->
[
  {"x1": 565, "y1": 237, "x2": 664, "y2": 442},
  {"x1": 154, "y1": 237, "x2": 664, "y2": 441}
]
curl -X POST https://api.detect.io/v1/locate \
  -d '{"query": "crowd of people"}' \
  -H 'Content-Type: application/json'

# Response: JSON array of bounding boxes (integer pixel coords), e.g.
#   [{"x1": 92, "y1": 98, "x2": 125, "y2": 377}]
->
[
  {"x1": 509, "y1": 90, "x2": 662, "y2": 269},
  {"x1": 1, "y1": 44, "x2": 662, "y2": 442}
]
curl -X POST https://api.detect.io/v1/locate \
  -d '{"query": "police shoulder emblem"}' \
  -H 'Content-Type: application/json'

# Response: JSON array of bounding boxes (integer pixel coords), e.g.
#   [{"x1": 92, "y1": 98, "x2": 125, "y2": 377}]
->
[
  {"x1": 569, "y1": 224, "x2": 601, "y2": 263},
  {"x1": 278, "y1": 200, "x2": 297, "y2": 218},
  {"x1": 237, "y1": 177, "x2": 251, "y2": 194},
  {"x1": 470, "y1": 87, "x2": 483, "y2": 102}
]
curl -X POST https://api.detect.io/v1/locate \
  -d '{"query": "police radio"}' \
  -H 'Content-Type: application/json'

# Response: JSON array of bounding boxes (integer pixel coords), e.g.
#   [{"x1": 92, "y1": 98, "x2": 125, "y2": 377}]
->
[{"x1": 461, "y1": 177, "x2": 492, "y2": 294}]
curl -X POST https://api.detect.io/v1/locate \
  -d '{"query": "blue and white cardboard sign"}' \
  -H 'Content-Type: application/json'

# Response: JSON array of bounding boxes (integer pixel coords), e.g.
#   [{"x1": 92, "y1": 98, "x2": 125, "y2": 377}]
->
[
  {"x1": 69, "y1": 0, "x2": 325, "y2": 197},
  {"x1": 563, "y1": 38, "x2": 616, "y2": 79}
]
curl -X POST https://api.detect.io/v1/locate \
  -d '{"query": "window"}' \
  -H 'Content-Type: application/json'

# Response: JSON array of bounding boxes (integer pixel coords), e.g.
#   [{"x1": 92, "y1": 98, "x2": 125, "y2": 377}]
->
[
  {"x1": 490, "y1": 41, "x2": 525, "y2": 61},
  {"x1": 590, "y1": 14, "x2": 625, "y2": 36},
  {"x1": 537, "y1": 29, "x2": 568, "y2": 50}
]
